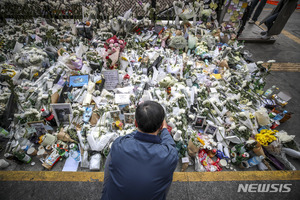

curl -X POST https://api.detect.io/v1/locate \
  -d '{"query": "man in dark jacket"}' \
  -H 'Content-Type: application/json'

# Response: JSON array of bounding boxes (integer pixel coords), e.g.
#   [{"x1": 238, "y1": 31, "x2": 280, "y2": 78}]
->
[{"x1": 101, "y1": 101, "x2": 178, "y2": 200}]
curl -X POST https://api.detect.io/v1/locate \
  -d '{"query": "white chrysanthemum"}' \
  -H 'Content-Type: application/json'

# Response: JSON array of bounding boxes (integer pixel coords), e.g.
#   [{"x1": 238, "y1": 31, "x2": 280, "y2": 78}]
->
[
  {"x1": 176, "y1": 122, "x2": 182, "y2": 126},
  {"x1": 238, "y1": 126, "x2": 247, "y2": 132},
  {"x1": 242, "y1": 80, "x2": 247, "y2": 88},
  {"x1": 188, "y1": 114, "x2": 195, "y2": 120},
  {"x1": 239, "y1": 112, "x2": 246, "y2": 117},
  {"x1": 267, "y1": 60, "x2": 276, "y2": 63},
  {"x1": 83, "y1": 124, "x2": 90, "y2": 129},
  {"x1": 73, "y1": 110, "x2": 80, "y2": 115},
  {"x1": 170, "y1": 118, "x2": 176, "y2": 123},
  {"x1": 203, "y1": 100, "x2": 210, "y2": 105},
  {"x1": 246, "y1": 102, "x2": 253, "y2": 106},
  {"x1": 230, "y1": 123, "x2": 236, "y2": 130}
]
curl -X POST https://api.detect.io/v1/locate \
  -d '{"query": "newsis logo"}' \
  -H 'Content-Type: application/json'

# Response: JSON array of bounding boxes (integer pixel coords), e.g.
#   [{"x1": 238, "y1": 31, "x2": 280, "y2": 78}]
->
[{"x1": 237, "y1": 184, "x2": 292, "y2": 193}]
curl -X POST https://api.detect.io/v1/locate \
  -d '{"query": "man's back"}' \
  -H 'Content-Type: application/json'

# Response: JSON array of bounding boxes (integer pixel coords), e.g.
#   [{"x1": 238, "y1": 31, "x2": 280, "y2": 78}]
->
[{"x1": 101, "y1": 129, "x2": 178, "y2": 200}]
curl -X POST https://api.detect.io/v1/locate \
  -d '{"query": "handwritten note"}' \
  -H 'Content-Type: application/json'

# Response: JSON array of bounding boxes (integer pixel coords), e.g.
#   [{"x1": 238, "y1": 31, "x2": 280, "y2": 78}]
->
[
  {"x1": 102, "y1": 70, "x2": 119, "y2": 90},
  {"x1": 115, "y1": 94, "x2": 131, "y2": 104}
]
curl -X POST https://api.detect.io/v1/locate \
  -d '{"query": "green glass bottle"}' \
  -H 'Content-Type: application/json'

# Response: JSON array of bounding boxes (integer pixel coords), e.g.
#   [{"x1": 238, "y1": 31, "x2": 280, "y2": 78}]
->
[{"x1": 14, "y1": 151, "x2": 32, "y2": 163}]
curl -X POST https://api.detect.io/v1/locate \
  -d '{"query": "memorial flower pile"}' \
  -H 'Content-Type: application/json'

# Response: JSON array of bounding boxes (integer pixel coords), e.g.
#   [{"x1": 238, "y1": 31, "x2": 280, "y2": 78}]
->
[{"x1": 0, "y1": 0, "x2": 298, "y2": 172}]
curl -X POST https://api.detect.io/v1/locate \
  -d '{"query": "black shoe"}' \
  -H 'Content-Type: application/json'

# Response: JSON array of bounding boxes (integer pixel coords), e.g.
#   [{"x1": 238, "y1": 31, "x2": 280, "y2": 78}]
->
[{"x1": 260, "y1": 31, "x2": 267, "y2": 36}]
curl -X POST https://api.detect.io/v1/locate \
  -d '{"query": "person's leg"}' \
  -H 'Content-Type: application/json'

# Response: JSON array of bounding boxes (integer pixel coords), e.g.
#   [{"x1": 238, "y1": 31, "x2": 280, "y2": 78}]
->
[
  {"x1": 265, "y1": 13, "x2": 279, "y2": 30},
  {"x1": 261, "y1": 13, "x2": 279, "y2": 39},
  {"x1": 252, "y1": 0, "x2": 267, "y2": 21},
  {"x1": 248, "y1": 0, "x2": 260, "y2": 20},
  {"x1": 101, "y1": 153, "x2": 111, "y2": 197}
]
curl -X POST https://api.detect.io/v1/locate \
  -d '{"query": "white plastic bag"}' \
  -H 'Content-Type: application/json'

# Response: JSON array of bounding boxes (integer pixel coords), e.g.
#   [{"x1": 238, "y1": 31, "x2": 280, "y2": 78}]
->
[
  {"x1": 89, "y1": 153, "x2": 101, "y2": 171},
  {"x1": 195, "y1": 156, "x2": 205, "y2": 172},
  {"x1": 0, "y1": 159, "x2": 10, "y2": 169},
  {"x1": 81, "y1": 150, "x2": 89, "y2": 168},
  {"x1": 255, "y1": 107, "x2": 271, "y2": 126}
]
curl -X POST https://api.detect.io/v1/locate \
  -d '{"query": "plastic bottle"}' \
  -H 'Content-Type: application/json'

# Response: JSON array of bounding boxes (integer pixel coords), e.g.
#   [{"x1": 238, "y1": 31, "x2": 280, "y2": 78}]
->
[
  {"x1": 247, "y1": 155, "x2": 264, "y2": 167},
  {"x1": 70, "y1": 150, "x2": 80, "y2": 162},
  {"x1": 213, "y1": 66, "x2": 219, "y2": 74},
  {"x1": 263, "y1": 85, "x2": 276, "y2": 98},
  {"x1": 41, "y1": 108, "x2": 57, "y2": 126},
  {"x1": 273, "y1": 110, "x2": 288, "y2": 121},
  {"x1": 13, "y1": 151, "x2": 32, "y2": 163}
]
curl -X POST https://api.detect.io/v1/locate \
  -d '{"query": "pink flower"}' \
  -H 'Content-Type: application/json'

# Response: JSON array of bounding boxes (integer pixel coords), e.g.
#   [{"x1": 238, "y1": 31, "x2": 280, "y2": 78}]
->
[
  {"x1": 112, "y1": 47, "x2": 116, "y2": 51},
  {"x1": 109, "y1": 43, "x2": 114, "y2": 48},
  {"x1": 118, "y1": 40, "x2": 124, "y2": 44},
  {"x1": 114, "y1": 43, "x2": 119, "y2": 47},
  {"x1": 109, "y1": 39, "x2": 114, "y2": 44}
]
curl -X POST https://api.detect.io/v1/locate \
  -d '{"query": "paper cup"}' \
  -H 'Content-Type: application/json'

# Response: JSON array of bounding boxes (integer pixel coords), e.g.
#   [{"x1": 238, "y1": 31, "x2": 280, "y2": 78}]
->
[
  {"x1": 218, "y1": 159, "x2": 228, "y2": 167},
  {"x1": 45, "y1": 145, "x2": 52, "y2": 151},
  {"x1": 37, "y1": 149, "x2": 47, "y2": 158},
  {"x1": 38, "y1": 146, "x2": 45, "y2": 151},
  {"x1": 27, "y1": 147, "x2": 37, "y2": 156}
]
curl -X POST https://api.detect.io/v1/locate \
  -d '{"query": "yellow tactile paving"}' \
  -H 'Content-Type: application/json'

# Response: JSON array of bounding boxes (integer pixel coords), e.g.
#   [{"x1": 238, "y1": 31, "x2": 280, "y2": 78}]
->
[
  {"x1": 0, "y1": 171, "x2": 299, "y2": 182},
  {"x1": 281, "y1": 30, "x2": 300, "y2": 45},
  {"x1": 263, "y1": 63, "x2": 300, "y2": 72}
]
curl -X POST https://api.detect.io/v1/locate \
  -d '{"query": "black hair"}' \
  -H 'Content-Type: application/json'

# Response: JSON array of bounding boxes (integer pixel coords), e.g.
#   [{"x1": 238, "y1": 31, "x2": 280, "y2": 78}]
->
[{"x1": 135, "y1": 101, "x2": 165, "y2": 133}]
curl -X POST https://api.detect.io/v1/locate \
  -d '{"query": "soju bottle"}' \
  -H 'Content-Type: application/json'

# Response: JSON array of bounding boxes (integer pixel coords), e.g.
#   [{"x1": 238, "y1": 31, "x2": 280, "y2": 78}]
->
[
  {"x1": 175, "y1": 141, "x2": 187, "y2": 158},
  {"x1": 14, "y1": 151, "x2": 32, "y2": 163},
  {"x1": 263, "y1": 85, "x2": 278, "y2": 98}
]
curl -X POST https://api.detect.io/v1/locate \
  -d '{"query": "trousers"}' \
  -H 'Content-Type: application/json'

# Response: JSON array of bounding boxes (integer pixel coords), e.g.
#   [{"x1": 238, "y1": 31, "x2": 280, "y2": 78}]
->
[{"x1": 248, "y1": 0, "x2": 267, "y2": 21}]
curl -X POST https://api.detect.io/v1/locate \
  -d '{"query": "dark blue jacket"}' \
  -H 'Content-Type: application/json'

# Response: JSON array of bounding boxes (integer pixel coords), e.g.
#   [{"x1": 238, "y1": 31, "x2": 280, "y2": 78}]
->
[{"x1": 101, "y1": 128, "x2": 178, "y2": 200}]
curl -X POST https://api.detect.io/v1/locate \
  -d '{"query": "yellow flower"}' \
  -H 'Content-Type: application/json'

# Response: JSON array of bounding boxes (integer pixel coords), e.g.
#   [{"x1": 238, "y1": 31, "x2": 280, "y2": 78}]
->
[
  {"x1": 121, "y1": 57, "x2": 128, "y2": 61},
  {"x1": 267, "y1": 138, "x2": 273, "y2": 142},
  {"x1": 197, "y1": 137, "x2": 205, "y2": 146},
  {"x1": 260, "y1": 130, "x2": 267, "y2": 134},
  {"x1": 271, "y1": 136, "x2": 277, "y2": 140}
]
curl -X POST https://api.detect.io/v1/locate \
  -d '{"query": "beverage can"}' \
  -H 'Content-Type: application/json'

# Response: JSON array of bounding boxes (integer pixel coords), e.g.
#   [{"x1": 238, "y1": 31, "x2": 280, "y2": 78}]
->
[
  {"x1": 268, "y1": 112, "x2": 276, "y2": 118},
  {"x1": 242, "y1": 152, "x2": 250, "y2": 158},
  {"x1": 270, "y1": 121, "x2": 280, "y2": 129},
  {"x1": 69, "y1": 143, "x2": 78, "y2": 151}
]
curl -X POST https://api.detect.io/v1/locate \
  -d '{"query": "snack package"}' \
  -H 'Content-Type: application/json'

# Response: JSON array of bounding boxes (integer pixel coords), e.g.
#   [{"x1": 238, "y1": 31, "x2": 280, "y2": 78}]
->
[
  {"x1": 198, "y1": 149, "x2": 222, "y2": 172},
  {"x1": 42, "y1": 149, "x2": 61, "y2": 170}
]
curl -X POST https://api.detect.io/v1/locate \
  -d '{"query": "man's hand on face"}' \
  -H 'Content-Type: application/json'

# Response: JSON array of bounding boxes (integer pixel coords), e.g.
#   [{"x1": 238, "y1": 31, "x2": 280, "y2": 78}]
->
[{"x1": 162, "y1": 119, "x2": 168, "y2": 129}]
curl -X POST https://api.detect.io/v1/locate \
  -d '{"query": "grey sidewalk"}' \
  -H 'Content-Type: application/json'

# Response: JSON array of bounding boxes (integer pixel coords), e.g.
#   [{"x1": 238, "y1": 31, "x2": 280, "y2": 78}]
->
[{"x1": 0, "y1": 179, "x2": 299, "y2": 200}]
